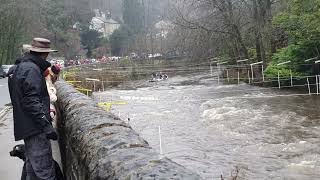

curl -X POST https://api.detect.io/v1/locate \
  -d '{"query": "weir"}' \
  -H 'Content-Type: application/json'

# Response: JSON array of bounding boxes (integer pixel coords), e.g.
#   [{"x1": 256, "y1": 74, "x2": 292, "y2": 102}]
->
[{"x1": 55, "y1": 80, "x2": 202, "y2": 180}]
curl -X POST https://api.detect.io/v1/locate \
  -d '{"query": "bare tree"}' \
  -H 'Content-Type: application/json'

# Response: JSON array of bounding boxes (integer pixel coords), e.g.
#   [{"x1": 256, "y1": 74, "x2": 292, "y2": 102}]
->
[{"x1": 169, "y1": 0, "x2": 252, "y2": 61}]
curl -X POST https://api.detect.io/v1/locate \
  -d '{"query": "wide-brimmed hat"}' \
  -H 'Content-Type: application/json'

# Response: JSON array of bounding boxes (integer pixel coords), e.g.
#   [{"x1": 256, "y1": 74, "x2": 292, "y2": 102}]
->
[{"x1": 29, "y1": 38, "x2": 58, "y2": 53}]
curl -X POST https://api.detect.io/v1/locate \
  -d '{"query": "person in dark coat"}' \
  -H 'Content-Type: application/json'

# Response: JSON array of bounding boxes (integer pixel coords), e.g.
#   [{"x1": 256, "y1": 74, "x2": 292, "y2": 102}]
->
[{"x1": 8, "y1": 38, "x2": 58, "y2": 180}]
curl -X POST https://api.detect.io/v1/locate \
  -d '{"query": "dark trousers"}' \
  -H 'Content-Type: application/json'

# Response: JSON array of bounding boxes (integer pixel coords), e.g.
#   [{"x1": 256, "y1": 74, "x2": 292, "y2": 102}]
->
[{"x1": 24, "y1": 133, "x2": 56, "y2": 180}]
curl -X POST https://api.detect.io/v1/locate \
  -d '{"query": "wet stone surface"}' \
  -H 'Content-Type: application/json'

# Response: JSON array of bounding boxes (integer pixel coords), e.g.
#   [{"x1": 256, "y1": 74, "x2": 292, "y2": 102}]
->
[{"x1": 55, "y1": 81, "x2": 202, "y2": 180}]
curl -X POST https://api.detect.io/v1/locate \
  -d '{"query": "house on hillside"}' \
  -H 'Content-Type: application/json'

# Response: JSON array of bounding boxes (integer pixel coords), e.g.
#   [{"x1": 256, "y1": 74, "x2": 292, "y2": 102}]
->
[
  {"x1": 90, "y1": 9, "x2": 120, "y2": 38},
  {"x1": 104, "y1": 13, "x2": 120, "y2": 37}
]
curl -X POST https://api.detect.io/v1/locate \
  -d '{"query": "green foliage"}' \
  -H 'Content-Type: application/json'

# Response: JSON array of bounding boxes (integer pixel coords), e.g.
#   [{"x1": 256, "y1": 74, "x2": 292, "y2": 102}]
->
[
  {"x1": 265, "y1": 45, "x2": 307, "y2": 77},
  {"x1": 270, "y1": 45, "x2": 300, "y2": 65},
  {"x1": 274, "y1": 0, "x2": 320, "y2": 48},
  {"x1": 268, "y1": 0, "x2": 320, "y2": 77},
  {"x1": 264, "y1": 65, "x2": 304, "y2": 78},
  {"x1": 274, "y1": 0, "x2": 320, "y2": 40}
]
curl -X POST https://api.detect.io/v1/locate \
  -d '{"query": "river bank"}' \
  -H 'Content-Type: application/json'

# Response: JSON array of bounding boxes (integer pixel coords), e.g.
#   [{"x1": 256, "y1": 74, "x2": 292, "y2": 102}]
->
[{"x1": 63, "y1": 59, "x2": 320, "y2": 97}]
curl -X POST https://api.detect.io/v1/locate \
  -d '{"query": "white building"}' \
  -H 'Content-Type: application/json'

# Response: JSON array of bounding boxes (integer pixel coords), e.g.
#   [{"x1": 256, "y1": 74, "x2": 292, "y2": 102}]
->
[
  {"x1": 90, "y1": 10, "x2": 120, "y2": 38},
  {"x1": 104, "y1": 16, "x2": 120, "y2": 37}
]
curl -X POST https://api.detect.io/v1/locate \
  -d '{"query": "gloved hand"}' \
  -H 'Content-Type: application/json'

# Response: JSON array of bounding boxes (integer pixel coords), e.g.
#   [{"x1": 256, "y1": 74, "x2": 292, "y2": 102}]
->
[{"x1": 43, "y1": 125, "x2": 58, "y2": 141}]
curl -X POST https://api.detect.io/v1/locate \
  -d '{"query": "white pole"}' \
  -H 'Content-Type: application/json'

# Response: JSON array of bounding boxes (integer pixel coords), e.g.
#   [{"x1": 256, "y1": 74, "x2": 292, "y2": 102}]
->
[
  {"x1": 102, "y1": 81, "x2": 105, "y2": 91},
  {"x1": 316, "y1": 75, "x2": 319, "y2": 95},
  {"x1": 127, "y1": 113, "x2": 130, "y2": 124},
  {"x1": 251, "y1": 65, "x2": 254, "y2": 82},
  {"x1": 158, "y1": 126, "x2": 163, "y2": 158},
  {"x1": 217, "y1": 65, "x2": 220, "y2": 85},
  {"x1": 210, "y1": 63, "x2": 213, "y2": 77},
  {"x1": 227, "y1": 69, "x2": 229, "y2": 82},
  {"x1": 318, "y1": 75, "x2": 320, "y2": 95},
  {"x1": 290, "y1": 70, "x2": 293, "y2": 87},
  {"x1": 219, "y1": 65, "x2": 222, "y2": 84},
  {"x1": 278, "y1": 71, "x2": 281, "y2": 89},
  {"x1": 262, "y1": 64, "x2": 265, "y2": 82},
  {"x1": 238, "y1": 71, "x2": 240, "y2": 85},
  {"x1": 307, "y1": 77, "x2": 311, "y2": 95},
  {"x1": 247, "y1": 70, "x2": 251, "y2": 84}
]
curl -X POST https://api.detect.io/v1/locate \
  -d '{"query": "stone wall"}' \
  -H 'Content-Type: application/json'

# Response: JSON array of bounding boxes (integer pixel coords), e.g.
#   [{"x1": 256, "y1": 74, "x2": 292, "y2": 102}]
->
[{"x1": 55, "y1": 80, "x2": 202, "y2": 180}]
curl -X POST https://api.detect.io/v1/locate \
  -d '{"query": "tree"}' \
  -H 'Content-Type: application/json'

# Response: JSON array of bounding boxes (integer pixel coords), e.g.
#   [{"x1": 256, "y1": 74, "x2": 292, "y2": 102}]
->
[
  {"x1": 265, "y1": 0, "x2": 320, "y2": 77},
  {"x1": 123, "y1": 0, "x2": 144, "y2": 34},
  {"x1": 0, "y1": 0, "x2": 97, "y2": 64},
  {"x1": 169, "y1": 0, "x2": 251, "y2": 61},
  {"x1": 110, "y1": 26, "x2": 131, "y2": 56},
  {"x1": 252, "y1": 0, "x2": 273, "y2": 66},
  {"x1": 0, "y1": 0, "x2": 29, "y2": 65},
  {"x1": 80, "y1": 29, "x2": 103, "y2": 57}
]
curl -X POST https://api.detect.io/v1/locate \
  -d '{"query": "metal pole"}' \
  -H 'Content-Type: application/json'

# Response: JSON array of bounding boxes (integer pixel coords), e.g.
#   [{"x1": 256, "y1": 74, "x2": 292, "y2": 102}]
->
[
  {"x1": 238, "y1": 71, "x2": 240, "y2": 85},
  {"x1": 262, "y1": 64, "x2": 265, "y2": 82},
  {"x1": 278, "y1": 71, "x2": 281, "y2": 89},
  {"x1": 226, "y1": 69, "x2": 229, "y2": 82},
  {"x1": 217, "y1": 65, "x2": 220, "y2": 85},
  {"x1": 251, "y1": 65, "x2": 254, "y2": 82},
  {"x1": 290, "y1": 70, "x2": 293, "y2": 87},
  {"x1": 219, "y1": 65, "x2": 222, "y2": 83},
  {"x1": 307, "y1": 77, "x2": 311, "y2": 95},
  {"x1": 316, "y1": 75, "x2": 319, "y2": 95},
  {"x1": 247, "y1": 70, "x2": 251, "y2": 84},
  {"x1": 318, "y1": 75, "x2": 320, "y2": 95}
]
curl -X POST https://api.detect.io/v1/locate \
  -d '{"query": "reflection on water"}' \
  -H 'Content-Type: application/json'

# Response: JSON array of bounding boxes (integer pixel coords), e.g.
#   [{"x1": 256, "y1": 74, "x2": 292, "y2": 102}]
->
[{"x1": 95, "y1": 74, "x2": 320, "y2": 180}]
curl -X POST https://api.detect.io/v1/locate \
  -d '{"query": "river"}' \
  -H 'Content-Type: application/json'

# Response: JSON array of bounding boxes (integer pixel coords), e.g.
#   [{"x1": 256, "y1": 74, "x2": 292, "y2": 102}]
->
[{"x1": 94, "y1": 73, "x2": 320, "y2": 179}]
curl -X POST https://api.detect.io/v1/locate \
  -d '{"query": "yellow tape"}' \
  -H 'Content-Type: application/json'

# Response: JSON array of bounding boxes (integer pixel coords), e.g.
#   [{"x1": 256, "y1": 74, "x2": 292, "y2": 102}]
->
[
  {"x1": 75, "y1": 88, "x2": 92, "y2": 92},
  {"x1": 98, "y1": 101, "x2": 128, "y2": 112},
  {"x1": 66, "y1": 81, "x2": 82, "y2": 83}
]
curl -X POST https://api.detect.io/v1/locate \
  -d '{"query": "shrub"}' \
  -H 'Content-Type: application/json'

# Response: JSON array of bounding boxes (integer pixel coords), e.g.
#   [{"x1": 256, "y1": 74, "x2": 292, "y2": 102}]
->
[{"x1": 265, "y1": 44, "x2": 310, "y2": 77}]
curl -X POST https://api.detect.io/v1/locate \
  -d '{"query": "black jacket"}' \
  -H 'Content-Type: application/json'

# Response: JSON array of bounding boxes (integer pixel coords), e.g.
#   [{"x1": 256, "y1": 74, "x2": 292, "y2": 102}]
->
[{"x1": 8, "y1": 54, "x2": 52, "y2": 141}]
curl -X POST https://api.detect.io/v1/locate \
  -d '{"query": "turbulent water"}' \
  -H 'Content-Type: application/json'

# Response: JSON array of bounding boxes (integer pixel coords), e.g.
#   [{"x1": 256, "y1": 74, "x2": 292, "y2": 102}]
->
[{"x1": 94, "y1": 73, "x2": 320, "y2": 180}]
